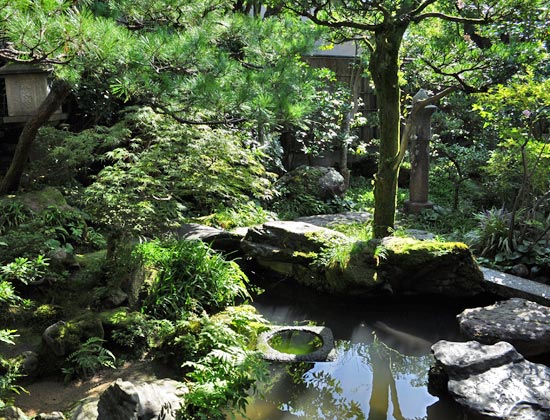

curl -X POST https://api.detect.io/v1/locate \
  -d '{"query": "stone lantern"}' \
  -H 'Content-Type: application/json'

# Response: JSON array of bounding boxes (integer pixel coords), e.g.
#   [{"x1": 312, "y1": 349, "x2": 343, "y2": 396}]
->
[
  {"x1": 404, "y1": 89, "x2": 438, "y2": 214},
  {"x1": 0, "y1": 63, "x2": 66, "y2": 124}
]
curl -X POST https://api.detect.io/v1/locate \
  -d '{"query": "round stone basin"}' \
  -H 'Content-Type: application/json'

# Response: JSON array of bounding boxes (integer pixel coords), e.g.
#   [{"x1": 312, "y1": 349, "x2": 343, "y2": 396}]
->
[{"x1": 257, "y1": 326, "x2": 335, "y2": 362}]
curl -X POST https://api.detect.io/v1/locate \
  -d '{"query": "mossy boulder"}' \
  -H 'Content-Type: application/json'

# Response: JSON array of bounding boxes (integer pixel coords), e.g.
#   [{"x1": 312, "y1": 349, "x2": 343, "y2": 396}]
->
[
  {"x1": 275, "y1": 165, "x2": 345, "y2": 200},
  {"x1": 98, "y1": 307, "x2": 152, "y2": 356},
  {"x1": 7, "y1": 186, "x2": 72, "y2": 213},
  {"x1": 241, "y1": 221, "x2": 485, "y2": 297},
  {"x1": 42, "y1": 313, "x2": 104, "y2": 358},
  {"x1": 38, "y1": 313, "x2": 105, "y2": 376},
  {"x1": 378, "y1": 237, "x2": 485, "y2": 296}
]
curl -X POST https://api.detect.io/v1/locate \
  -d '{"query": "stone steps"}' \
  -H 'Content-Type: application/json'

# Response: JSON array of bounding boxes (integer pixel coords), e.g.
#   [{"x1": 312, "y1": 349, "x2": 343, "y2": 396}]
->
[{"x1": 481, "y1": 266, "x2": 550, "y2": 306}]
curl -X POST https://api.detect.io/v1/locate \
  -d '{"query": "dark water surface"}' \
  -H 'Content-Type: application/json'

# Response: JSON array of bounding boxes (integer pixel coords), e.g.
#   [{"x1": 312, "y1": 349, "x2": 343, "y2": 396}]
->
[{"x1": 235, "y1": 289, "x2": 489, "y2": 420}]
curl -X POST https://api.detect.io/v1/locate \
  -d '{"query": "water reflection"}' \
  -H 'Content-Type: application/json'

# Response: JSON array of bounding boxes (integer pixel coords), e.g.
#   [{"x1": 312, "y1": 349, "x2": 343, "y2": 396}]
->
[
  {"x1": 257, "y1": 339, "x2": 437, "y2": 420},
  {"x1": 234, "y1": 294, "x2": 470, "y2": 420}
]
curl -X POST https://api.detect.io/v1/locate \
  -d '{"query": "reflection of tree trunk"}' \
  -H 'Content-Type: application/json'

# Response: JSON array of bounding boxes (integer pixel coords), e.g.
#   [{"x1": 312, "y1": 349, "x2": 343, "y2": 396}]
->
[
  {"x1": 388, "y1": 361, "x2": 406, "y2": 420},
  {"x1": 368, "y1": 344, "x2": 406, "y2": 420},
  {"x1": 367, "y1": 345, "x2": 390, "y2": 420}
]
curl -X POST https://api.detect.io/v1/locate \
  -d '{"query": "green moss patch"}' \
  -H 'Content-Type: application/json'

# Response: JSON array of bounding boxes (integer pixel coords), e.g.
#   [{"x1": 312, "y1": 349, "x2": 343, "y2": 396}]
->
[{"x1": 383, "y1": 237, "x2": 470, "y2": 267}]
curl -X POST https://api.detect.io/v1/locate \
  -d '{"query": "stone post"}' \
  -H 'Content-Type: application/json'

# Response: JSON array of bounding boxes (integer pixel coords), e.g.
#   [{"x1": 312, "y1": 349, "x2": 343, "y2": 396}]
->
[{"x1": 404, "y1": 89, "x2": 437, "y2": 214}]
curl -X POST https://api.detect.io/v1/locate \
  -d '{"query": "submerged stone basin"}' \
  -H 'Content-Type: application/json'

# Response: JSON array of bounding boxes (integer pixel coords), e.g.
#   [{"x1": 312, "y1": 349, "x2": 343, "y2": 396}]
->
[{"x1": 257, "y1": 325, "x2": 336, "y2": 362}]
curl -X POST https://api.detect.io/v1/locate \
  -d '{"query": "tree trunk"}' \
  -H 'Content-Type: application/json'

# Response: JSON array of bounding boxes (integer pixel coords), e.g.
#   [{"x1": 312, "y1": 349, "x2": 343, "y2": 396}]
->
[
  {"x1": 370, "y1": 28, "x2": 405, "y2": 238},
  {"x1": 0, "y1": 79, "x2": 70, "y2": 194}
]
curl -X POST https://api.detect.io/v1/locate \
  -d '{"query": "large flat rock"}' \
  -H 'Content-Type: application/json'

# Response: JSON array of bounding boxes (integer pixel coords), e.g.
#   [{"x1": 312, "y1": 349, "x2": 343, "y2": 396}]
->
[
  {"x1": 458, "y1": 298, "x2": 550, "y2": 357},
  {"x1": 430, "y1": 340, "x2": 550, "y2": 420}
]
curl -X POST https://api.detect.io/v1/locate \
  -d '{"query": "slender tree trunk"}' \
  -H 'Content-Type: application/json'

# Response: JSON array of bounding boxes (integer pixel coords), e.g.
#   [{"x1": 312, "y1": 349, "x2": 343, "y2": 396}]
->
[
  {"x1": 0, "y1": 79, "x2": 71, "y2": 194},
  {"x1": 370, "y1": 28, "x2": 405, "y2": 238}
]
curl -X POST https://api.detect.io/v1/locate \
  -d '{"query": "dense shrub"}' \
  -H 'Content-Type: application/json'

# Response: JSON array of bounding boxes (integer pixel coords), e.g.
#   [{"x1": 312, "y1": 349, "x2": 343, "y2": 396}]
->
[
  {"x1": 82, "y1": 107, "x2": 276, "y2": 237},
  {"x1": 134, "y1": 240, "x2": 251, "y2": 320}
]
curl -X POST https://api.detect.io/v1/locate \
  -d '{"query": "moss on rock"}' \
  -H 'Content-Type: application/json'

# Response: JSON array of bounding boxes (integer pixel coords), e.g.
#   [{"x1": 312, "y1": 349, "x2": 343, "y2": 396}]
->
[
  {"x1": 378, "y1": 237, "x2": 484, "y2": 296},
  {"x1": 16, "y1": 187, "x2": 72, "y2": 213}
]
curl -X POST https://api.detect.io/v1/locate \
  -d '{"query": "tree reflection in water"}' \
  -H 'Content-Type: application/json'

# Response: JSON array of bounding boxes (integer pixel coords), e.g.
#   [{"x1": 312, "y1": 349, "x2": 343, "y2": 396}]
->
[{"x1": 236, "y1": 334, "x2": 454, "y2": 420}]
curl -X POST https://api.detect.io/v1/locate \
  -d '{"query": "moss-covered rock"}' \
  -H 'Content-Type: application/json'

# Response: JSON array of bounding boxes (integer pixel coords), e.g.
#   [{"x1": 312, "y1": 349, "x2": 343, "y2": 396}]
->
[
  {"x1": 241, "y1": 221, "x2": 485, "y2": 297},
  {"x1": 14, "y1": 187, "x2": 72, "y2": 213},
  {"x1": 379, "y1": 237, "x2": 485, "y2": 296},
  {"x1": 42, "y1": 313, "x2": 104, "y2": 358},
  {"x1": 242, "y1": 221, "x2": 351, "y2": 289},
  {"x1": 275, "y1": 165, "x2": 345, "y2": 200}
]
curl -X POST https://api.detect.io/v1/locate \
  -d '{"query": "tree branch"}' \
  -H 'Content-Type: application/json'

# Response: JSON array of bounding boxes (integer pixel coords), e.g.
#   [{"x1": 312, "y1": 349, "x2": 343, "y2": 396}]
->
[
  {"x1": 412, "y1": 12, "x2": 488, "y2": 25},
  {"x1": 409, "y1": 0, "x2": 438, "y2": 17},
  {"x1": 152, "y1": 103, "x2": 246, "y2": 126},
  {"x1": 283, "y1": 5, "x2": 383, "y2": 31},
  {"x1": 0, "y1": 44, "x2": 71, "y2": 65}
]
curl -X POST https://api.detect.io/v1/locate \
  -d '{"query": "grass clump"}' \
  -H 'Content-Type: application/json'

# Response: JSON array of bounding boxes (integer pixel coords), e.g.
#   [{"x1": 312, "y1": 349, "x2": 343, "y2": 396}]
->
[{"x1": 134, "y1": 240, "x2": 251, "y2": 320}]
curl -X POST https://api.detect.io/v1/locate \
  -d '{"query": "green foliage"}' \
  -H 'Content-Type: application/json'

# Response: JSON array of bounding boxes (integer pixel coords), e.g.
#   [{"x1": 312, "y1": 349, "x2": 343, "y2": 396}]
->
[
  {"x1": 195, "y1": 201, "x2": 277, "y2": 230},
  {"x1": 39, "y1": 206, "x2": 88, "y2": 246},
  {"x1": 430, "y1": 138, "x2": 489, "y2": 211},
  {"x1": 0, "y1": 230, "x2": 52, "y2": 264},
  {"x1": 62, "y1": 337, "x2": 116, "y2": 381},
  {"x1": 0, "y1": 280, "x2": 22, "y2": 308},
  {"x1": 293, "y1": 73, "x2": 366, "y2": 158},
  {"x1": 26, "y1": 125, "x2": 127, "y2": 187},
  {"x1": 0, "y1": 200, "x2": 105, "y2": 265},
  {"x1": 474, "y1": 73, "x2": 550, "y2": 204},
  {"x1": 0, "y1": 201, "x2": 32, "y2": 235},
  {"x1": 0, "y1": 330, "x2": 26, "y2": 406},
  {"x1": 312, "y1": 236, "x2": 358, "y2": 271},
  {"x1": 465, "y1": 208, "x2": 511, "y2": 257},
  {"x1": 103, "y1": 310, "x2": 172, "y2": 358},
  {"x1": 466, "y1": 208, "x2": 550, "y2": 272},
  {"x1": 83, "y1": 107, "x2": 276, "y2": 237},
  {"x1": 0, "y1": 255, "x2": 50, "y2": 286},
  {"x1": 135, "y1": 240, "x2": 251, "y2": 320},
  {"x1": 156, "y1": 309, "x2": 268, "y2": 420},
  {"x1": 181, "y1": 345, "x2": 266, "y2": 420},
  {"x1": 329, "y1": 222, "x2": 373, "y2": 242},
  {"x1": 272, "y1": 191, "x2": 335, "y2": 220}
]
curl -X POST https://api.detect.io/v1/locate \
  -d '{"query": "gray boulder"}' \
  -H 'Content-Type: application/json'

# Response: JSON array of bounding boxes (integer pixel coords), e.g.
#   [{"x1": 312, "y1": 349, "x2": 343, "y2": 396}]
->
[
  {"x1": 69, "y1": 397, "x2": 98, "y2": 420},
  {"x1": 174, "y1": 223, "x2": 246, "y2": 254},
  {"x1": 429, "y1": 340, "x2": 550, "y2": 420},
  {"x1": 275, "y1": 165, "x2": 345, "y2": 200},
  {"x1": 243, "y1": 220, "x2": 348, "y2": 254},
  {"x1": 20, "y1": 350, "x2": 39, "y2": 377},
  {"x1": 96, "y1": 378, "x2": 186, "y2": 420},
  {"x1": 458, "y1": 298, "x2": 550, "y2": 357}
]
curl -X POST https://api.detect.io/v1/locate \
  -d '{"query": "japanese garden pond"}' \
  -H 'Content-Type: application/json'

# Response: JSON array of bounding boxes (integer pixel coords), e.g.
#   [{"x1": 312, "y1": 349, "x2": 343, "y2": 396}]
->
[{"x1": 234, "y1": 288, "x2": 491, "y2": 420}]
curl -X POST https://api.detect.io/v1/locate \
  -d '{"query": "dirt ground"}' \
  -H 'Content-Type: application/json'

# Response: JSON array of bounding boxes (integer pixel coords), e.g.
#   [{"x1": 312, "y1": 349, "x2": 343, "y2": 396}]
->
[{"x1": 13, "y1": 360, "x2": 175, "y2": 418}]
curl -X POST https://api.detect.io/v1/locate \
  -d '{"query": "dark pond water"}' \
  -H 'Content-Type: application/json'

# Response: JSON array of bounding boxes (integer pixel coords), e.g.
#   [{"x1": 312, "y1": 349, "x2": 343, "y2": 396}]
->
[{"x1": 234, "y1": 289, "x2": 490, "y2": 420}]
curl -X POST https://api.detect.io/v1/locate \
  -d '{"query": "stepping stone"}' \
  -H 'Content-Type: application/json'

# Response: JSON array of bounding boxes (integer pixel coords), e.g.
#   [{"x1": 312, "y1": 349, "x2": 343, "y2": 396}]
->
[
  {"x1": 430, "y1": 340, "x2": 550, "y2": 420},
  {"x1": 457, "y1": 298, "x2": 550, "y2": 357}
]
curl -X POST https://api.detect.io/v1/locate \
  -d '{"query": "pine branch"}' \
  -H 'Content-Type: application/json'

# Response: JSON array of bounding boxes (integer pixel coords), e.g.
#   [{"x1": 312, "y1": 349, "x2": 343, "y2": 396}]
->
[{"x1": 152, "y1": 103, "x2": 246, "y2": 126}]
